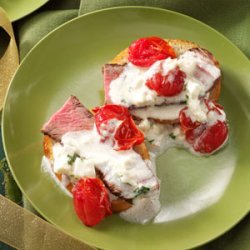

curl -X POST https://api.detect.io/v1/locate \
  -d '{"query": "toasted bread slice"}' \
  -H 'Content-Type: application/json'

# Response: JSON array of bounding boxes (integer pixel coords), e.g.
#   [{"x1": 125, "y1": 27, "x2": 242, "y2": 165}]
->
[
  {"x1": 42, "y1": 95, "x2": 152, "y2": 212},
  {"x1": 110, "y1": 39, "x2": 220, "y2": 101},
  {"x1": 108, "y1": 39, "x2": 221, "y2": 124},
  {"x1": 43, "y1": 133, "x2": 149, "y2": 213}
]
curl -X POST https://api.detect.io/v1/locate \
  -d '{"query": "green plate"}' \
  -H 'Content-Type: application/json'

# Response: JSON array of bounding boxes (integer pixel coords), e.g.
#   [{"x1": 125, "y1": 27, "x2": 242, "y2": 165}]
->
[
  {"x1": 2, "y1": 7, "x2": 250, "y2": 250},
  {"x1": 0, "y1": 0, "x2": 48, "y2": 21}
]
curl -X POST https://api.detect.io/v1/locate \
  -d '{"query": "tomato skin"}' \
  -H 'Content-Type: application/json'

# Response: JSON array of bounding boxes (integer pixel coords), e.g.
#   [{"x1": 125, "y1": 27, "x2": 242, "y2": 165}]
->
[
  {"x1": 93, "y1": 104, "x2": 144, "y2": 150},
  {"x1": 179, "y1": 100, "x2": 228, "y2": 154},
  {"x1": 72, "y1": 178, "x2": 112, "y2": 227},
  {"x1": 128, "y1": 36, "x2": 176, "y2": 67},
  {"x1": 179, "y1": 107, "x2": 201, "y2": 133},
  {"x1": 93, "y1": 105, "x2": 130, "y2": 135},
  {"x1": 185, "y1": 125, "x2": 206, "y2": 145},
  {"x1": 115, "y1": 117, "x2": 144, "y2": 150},
  {"x1": 146, "y1": 66, "x2": 186, "y2": 96},
  {"x1": 193, "y1": 121, "x2": 228, "y2": 154},
  {"x1": 204, "y1": 99, "x2": 223, "y2": 114}
]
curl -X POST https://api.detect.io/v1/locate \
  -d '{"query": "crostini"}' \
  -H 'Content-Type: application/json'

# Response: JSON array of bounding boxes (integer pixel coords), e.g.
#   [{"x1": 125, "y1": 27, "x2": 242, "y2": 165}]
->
[{"x1": 41, "y1": 95, "x2": 160, "y2": 226}]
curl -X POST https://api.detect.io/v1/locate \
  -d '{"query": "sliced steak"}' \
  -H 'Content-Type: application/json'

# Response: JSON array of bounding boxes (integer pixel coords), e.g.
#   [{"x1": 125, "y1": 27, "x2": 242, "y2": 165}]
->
[
  {"x1": 96, "y1": 166, "x2": 159, "y2": 200},
  {"x1": 41, "y1": 95, "x2": 94, "y2": 141},
  {"x1": 103, "y1": 64, "x2": 125, "y2": 103}
]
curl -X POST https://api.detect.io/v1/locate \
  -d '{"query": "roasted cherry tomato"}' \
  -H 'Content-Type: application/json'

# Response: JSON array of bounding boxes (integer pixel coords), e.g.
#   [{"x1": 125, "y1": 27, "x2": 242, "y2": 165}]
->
[
  {"x1": 179, "y1": 100, "x2": 228, "y2": 154},
  {"x1": 185, "y1": 124, "x2": 206, "y2": 145},
  {"x1": 115, "y1": 116, "x2": 144, "y2": 150},
  {"x1": 128, "y1": 36, "x2": 176, "y2": 67},
  {"x1": 72, "y1": 178, "x2": 112, "y2": 227},
  {"x1": 193, "y1": 120, "x2": 228, "y2": 154},
  {"x1": 179, "y1": 107, "x2": 201, "y2": 134},
  {"x1": 146, "y1": 66, "x2": 186, "y2": 96},
  {"x1": 93, "y1": 104, "x2": 144, "y2": 150},
  {"x1": 204, "y1": 99, "x2": 224, "y2": 114},
  {"x1": 93, "y1": 104, "x2": 130, "y2": 134}
]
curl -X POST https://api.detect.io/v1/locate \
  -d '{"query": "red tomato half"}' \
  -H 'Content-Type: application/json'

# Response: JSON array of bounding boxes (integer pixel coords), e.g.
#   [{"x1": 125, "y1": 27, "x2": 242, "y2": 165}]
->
[
  {"x1": 146, "y1": 66, "x2": 186, "y2": 96},
  {"x1": 93, "y1": 104, "x2": 144, "y2": 150},
  {"x1": 115, "y1": 117, "x2": 144, "y2": 150},
  {"x1": 72, "y1": 178, "x2": 112, "y2": 227},
  {"x1": 179, "y1": 100, "x2": 228, "y2": 154},
  {"x1": 93, "y1": 104, "x2": 130, "y2": 135},
  {"x1": 204, "y1": 99, "x2": 224, "y2": 114},
  {"x1": 193, "y1": 121, "x2": 228, "y2": 154},
  {"x1": 128, "y1": 36, "x2": 176, "y2": 67},
  {"x1": 179, "y1": 107, "x2": 201, "y2": 133}
]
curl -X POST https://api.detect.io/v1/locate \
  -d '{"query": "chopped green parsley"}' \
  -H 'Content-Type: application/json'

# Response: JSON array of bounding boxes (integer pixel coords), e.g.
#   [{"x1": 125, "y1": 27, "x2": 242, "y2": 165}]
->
[
  {"x1": 67, "y1": 153, "x2": 80, "y2": 165},
  {"x1": 169, "y1": 133, "x2": 176, "y2": 140},
  {"x1": 134, "y1": 186, "x2": 150, "y2": 197}
]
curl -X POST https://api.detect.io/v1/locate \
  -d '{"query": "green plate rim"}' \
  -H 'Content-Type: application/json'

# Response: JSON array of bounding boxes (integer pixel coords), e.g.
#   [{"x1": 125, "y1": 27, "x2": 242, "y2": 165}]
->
[
  {"x1": 2, "y1": 6, "x2": 250, "y2": 250},
  {"x1": 0, "y1": 0, "x2": 49, "y2": 22}
]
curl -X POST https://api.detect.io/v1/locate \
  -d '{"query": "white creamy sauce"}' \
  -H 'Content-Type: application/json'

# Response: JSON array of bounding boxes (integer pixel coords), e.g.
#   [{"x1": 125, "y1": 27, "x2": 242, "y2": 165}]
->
[
  {"x1": 99, "y1": 118, "x2": 122, "y2": 143},
  {"x1": 109, "y1": 50, "x2": 221, "y2": 110},
  {"x1": 138, "y1": 119, "x2": 188, "y2": 156},
  {"x1": 130, "y1": 104, "x2": 186, "y2": 121},
  {"x1": 53, "y1": 142, "x2": 96, "y2": 178},
  {"x1": 153, "y1": 156, "x2": 235, "y2": 223},
  {"x1": 42, "y1": 127, "x2": 160, "y2": 223},
  {"x1": 109, "y1": 63, "x2": 158, "y2": 107},
  {"x1": 41, "y1": 156, "x2": 72, "y2": 197},
  {"x1": 207, "y1": 107, "x2": 226, "y2": 126},
  {"x1": 120, "y1": 190, "x2": 161, "y2": 224},
  {"x1": 186, "y1": 80, "x2": 207, "y2": 122},
  {"x1": 51, "y1": 128, "x2": 158, "y2": 200}
]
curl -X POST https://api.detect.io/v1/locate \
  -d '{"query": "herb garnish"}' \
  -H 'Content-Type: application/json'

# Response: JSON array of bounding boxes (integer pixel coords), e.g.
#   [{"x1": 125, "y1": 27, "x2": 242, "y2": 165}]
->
[
  {"x1": 67, "y1": 153, "x2": 80, "y2": 165},
  {"x1": 121, "y1": 99, "x2": 127, "y2": 105},
  {"x1": 169, "y1": 133, "x2": 176, "y2": 140},
  {"x1": 148, "y1": 139, "x2": 154, "y2": 144},
  {"x1": 133, "y1": 186, "x2": 150, "y2": 197}
]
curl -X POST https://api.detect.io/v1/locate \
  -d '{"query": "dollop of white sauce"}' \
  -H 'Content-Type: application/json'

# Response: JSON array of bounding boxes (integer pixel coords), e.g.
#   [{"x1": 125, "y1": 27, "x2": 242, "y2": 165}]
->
[
  {"x1": 109, "y1": 63, "x2": 158, "y2": 107},
  {"x1": 186, "y1": 80, "x2": 207, "y2": 122},
  {"x1": 109, "y1": 50, "x2": 221, "y2": 108},
  {"x1": 120, "y1": 190, "x2": 161, "y2": 224},
  {"x1": 41, "y1": 156, "x2": 72, "y2": 197},
  {"x1": 53, "y1": 143, "x2": 96, "y2": 178},
  {"x1": 99, "y1": 118, "x2": 122, "y2": 143},
  {"x1": 207, "y1": 106, "x2": 226, "y2": 126},
  {"x1": 138, "y1": 119, "x2": 188, "y2": 156},
  {"x1": 51, "y1": 128, "x2": 158, "y2": 200}
]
